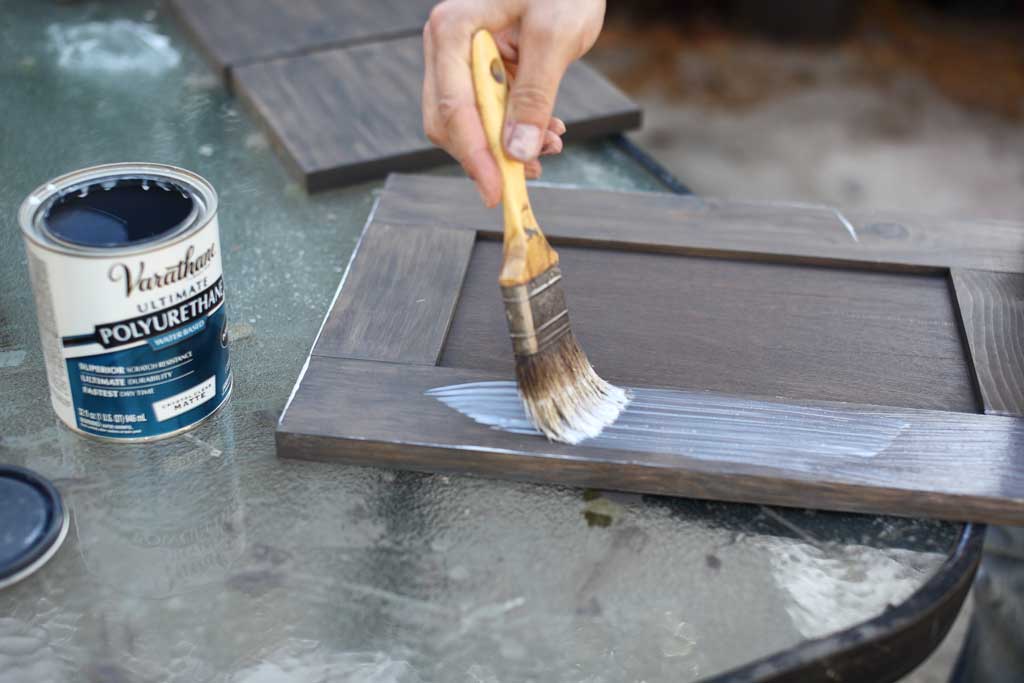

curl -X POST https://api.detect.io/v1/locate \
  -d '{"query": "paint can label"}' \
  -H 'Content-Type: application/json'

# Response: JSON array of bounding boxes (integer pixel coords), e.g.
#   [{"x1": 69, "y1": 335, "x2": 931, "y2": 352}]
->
[{"x1": 20, "y1": 165, "x2": 231, "y2": 441}]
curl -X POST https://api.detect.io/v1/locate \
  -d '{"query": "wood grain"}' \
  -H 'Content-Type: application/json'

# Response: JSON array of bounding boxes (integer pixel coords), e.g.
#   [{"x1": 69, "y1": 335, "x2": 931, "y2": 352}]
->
[
  {"x1": 277, "y1": 359, "x2": 1024, "y2": 525},
  {"x1": 232, "y1": 36, "x2": 642, "y2": 190},
  {"x1": 312, "y1": 222, "x2": 475, "y2": 364},
  {"x1": 276, "y1": 176, "x2": 1024, "y2": 525},
  {"x1": 167, "y1": 0, "x2": 435, "y2": 81},
  {"x1": 441, "y1": 240, "x2": 977, "y2": 412},
  {"x1": 376, "y1": 175, "x2": 1024, "y2": 274},
  {"x1": 951, "y1": 268, "x2": 1024, "y2": 416}
]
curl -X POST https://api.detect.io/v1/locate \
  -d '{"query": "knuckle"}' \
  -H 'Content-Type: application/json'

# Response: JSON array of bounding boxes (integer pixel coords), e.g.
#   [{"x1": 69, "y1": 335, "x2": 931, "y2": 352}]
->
[
  {"x1": 427, "y1": 2, "x2": 447, "y2": 26},
  {"x1": 510, "y1": 84, "x2": 554, "y2": 114},
  {"x1": 436, "y1": 96, "x2": 462, "y2": 129},
  {"x1": 428, "y1": 2, "x2": 464, "y2": 37}
]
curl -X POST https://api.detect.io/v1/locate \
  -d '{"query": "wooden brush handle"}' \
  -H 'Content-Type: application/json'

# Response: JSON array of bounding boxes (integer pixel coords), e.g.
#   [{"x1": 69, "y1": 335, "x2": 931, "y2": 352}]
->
[{"x1": 471, "y1": 30, "x2": 559, "y2": 287}]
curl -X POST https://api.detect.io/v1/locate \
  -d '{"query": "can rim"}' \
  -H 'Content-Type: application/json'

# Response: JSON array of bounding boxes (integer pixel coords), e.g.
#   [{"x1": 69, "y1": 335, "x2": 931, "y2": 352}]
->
[{"x1": 18, "y1": 162, "x2": 218, "y2": 258}]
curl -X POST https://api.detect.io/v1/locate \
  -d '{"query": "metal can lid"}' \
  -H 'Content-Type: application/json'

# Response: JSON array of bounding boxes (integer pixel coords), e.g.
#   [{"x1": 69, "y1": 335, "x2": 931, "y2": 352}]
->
[{"x1": 0, "y1": 465, "x2": 69, "y2": 590}]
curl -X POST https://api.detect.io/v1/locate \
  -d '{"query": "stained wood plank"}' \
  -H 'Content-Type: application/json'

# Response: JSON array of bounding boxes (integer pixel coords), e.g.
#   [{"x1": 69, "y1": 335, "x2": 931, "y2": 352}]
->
[
  {"x1": 440, "y1": 240, "x2": 977, "y2": 412},
  {"x1": 951, "y1": 268, "x2": 1024, "y2": 416},
  {"x1": 278, "y1": 176, "x2": 1024, "y2": 525},
  {"x1": 233, "y1": 36, "x2": 641, "y2": 190},
  {"x1": 376, "y1": 175, "x2": 1024, "y2": 274},
  {"x1": 277, "y1": 359, "x2": 1024, "y2": 525},
  {"x1": 312, "y1": 222, "x2": 475, "y2": 364},
  {"x1": 167, "y1": 0, "x2": 434, "y2": 80}
]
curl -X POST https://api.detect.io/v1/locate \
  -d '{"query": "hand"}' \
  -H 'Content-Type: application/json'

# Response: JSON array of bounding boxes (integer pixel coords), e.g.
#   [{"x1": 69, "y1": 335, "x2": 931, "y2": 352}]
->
[{"x1": 422, "y1": 0, "x2": 605, "y2": 207}]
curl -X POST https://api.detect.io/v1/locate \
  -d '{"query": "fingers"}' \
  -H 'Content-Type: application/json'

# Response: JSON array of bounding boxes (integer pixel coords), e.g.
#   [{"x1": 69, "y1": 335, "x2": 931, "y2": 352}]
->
[
  {"x1": 422, "y1": 22, "x2": 439, "y2": 141},
  {"x1": 493, "y1": 26, "x2": 520, "y2": 63},
  {"x1": 424, "y1": 0, "x2": 510, "y2": 206},
  {"x1": 451, "y1": 105, "x2": 502, "y2": 207},
  {"x1": 540, "y1": 129, "x2": 562, "y2": 156},
  {"x1": 421, "y1": 1, "x2": 574, "y2": 204},
  {"x1": 502, "y1": 14, "x2": 574, "y2": 162}
]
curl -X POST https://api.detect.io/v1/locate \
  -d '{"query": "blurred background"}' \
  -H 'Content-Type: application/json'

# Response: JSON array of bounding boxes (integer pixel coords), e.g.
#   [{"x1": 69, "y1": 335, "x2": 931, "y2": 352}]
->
[
  {"x1": 588, "y1": 0, "x2": 1024, "y2": 221},
  {"x1": 590, "y1": 1, "x2": 1024, "y2": 680}
]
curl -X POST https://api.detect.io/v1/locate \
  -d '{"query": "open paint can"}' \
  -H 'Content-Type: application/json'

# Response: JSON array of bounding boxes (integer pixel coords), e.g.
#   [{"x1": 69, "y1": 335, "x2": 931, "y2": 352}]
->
[{"x1": 19, "y1": 163, "x2": 232, "y2": 441}]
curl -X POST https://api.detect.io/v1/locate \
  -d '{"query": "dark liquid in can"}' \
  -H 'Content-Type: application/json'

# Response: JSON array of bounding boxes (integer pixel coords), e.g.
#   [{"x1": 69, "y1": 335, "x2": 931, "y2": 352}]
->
[{"x1": 45, "y1": 179, "x2": 195, "y2": 248}]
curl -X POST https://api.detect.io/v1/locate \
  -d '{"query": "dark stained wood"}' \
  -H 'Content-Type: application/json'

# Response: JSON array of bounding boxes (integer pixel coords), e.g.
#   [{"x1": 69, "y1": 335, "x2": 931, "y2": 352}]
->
[
  {"x1": 276, "y1": 175, "x2": 1024, "y2": 525},
  {"x1": 232, "y1": 36, "x2": 642, "y2": 191},
  {"x1": 167, "y1": 0, "x2": 435, "y2": 81},
  {"x1": 441, "y1": 240, "x2": 977, "y2": 412},
  {"x1": 277, "y1": 359, "x2": 1024, "y2": 525},
  {"x1": 951, "y1": 268, "x2": 1024, "y2": 416},
  {"x1": 312, "y1": 222, "x2": 475, "y2": 365},
  {"x1": 376, "y1": 175, "x2": 1024, "y2": 274}
]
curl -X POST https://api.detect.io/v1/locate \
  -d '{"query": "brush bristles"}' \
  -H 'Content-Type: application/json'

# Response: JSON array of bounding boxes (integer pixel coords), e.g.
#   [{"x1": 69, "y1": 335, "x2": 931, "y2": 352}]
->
[{"x1": 515, "y1": 332, "x2": 630, "y2": 445}]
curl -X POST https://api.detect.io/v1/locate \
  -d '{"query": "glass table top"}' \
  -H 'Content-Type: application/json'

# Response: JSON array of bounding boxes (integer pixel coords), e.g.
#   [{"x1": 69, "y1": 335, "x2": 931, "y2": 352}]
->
[{"x1": 0, "y1": 2, "x2": 959, "y2": 681}]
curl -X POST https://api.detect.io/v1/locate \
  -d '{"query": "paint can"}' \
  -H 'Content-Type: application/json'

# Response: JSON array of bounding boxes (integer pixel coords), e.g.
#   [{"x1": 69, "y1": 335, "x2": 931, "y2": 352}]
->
[{"x1": 19, "y1": 163, "x2": 232, "y2": 441}]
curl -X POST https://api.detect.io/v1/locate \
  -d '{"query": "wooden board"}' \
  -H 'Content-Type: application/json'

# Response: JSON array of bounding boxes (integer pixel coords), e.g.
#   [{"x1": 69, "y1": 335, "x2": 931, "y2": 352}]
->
[
  {"x1": 167, "y1": 0, "x2": 435, "y2": 80},
  {"x1": 277, "y1": 174, "x2": 1024, "y2": 524},
  {"x1": 233, "y1": 36, "x2": 642, "y2": 190},
  {"x1": 279, "y1": 359, "x2": 1024, "y2": 525},
  {"x1": 313, "y1": 223, "x2": 475, "y2": 364},
  {"x1": 951, "y1": 268, "x2": 1024, "y2": 417},
  {"x1": 442, "y1": 241, "x2": 976, "y2": 412},
  {"x1": 376, "y1": 175, "x2": 1024, "y2": 274}
]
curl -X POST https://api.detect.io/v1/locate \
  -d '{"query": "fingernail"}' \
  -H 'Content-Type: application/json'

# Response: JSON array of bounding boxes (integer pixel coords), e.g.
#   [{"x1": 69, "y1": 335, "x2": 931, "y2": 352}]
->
[
  {"x1": 475, "y1": 183, "x2": 489, "y2": 206},
  {"x1": 504, "y1": 123, "x2": 542, "y2": 161}
]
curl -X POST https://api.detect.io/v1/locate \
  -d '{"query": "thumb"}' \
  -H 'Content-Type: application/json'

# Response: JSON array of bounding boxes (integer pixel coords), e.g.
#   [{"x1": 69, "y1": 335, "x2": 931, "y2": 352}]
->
[{"x1": 503, "y1": 29, "x2": 570, "y2": 162}]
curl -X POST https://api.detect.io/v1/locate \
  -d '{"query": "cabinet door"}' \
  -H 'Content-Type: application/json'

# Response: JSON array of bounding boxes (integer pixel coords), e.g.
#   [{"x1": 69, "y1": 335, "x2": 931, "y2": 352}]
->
[{"x1": 278, "y1": 174, "x2": 1024, "y2": 525}]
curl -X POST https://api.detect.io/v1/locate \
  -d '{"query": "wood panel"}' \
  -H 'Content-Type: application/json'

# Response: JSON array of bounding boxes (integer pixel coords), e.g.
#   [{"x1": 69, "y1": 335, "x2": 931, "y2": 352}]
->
[
  {"x1": 277, "y1": 359, "x2": 1024, "y2": 525},
  {"x1": 312, "y1": 222, "x2": 476, "y2": 364},
  {"x1": 167, "y1": 0, "x2": 435, "y2": 80},
  {"x1": 375, "y1": 175, "x2": 1024, "y2": 274},
  {"x1": 277, "y1": 175, "x2": 1024, "y2": 525},
  {"x1": 441, "y1": 240, "x2": 977, "y2": 412},
  {"x1": 233, "y1": 36, "x2": 642, "y2": 190},
  {"x1": 951, "y1": 268, "x2": 1024, "y2": 416}
]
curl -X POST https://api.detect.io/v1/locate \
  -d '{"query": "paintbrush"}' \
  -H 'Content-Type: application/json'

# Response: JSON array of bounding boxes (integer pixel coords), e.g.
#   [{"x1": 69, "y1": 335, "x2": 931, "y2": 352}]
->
[{"x1": 471, "y1": 30, "x2": 629, "y2": 444}]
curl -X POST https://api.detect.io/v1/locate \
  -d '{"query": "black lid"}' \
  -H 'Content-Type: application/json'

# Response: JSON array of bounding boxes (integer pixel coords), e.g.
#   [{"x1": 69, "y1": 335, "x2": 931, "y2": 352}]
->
[{"x1": 0, "y1": 465, "x2": 66, "y2": 587}]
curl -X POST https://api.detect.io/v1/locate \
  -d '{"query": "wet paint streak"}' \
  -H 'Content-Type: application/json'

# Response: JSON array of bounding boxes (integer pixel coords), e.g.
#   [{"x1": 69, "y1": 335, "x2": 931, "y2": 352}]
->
[{"x1": 427, "y1": 381, "x2": 907, "y2": 459}]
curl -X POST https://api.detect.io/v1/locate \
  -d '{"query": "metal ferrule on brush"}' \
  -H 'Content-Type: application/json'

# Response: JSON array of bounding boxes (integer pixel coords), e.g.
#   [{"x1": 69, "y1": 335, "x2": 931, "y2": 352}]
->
[{"x1": 501, "y1": 266, "x2": 571, "y2": 356}]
